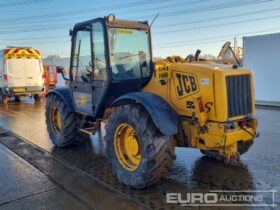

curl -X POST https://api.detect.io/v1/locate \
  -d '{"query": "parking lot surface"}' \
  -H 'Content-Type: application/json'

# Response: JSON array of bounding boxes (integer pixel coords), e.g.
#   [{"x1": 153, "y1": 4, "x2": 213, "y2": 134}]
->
[
  {"x1": 0, "y1": 99, "x2": 279, "y2": 209},
  {"x1": 0, "y1": 140, "x2": 92, "y2": 210}
]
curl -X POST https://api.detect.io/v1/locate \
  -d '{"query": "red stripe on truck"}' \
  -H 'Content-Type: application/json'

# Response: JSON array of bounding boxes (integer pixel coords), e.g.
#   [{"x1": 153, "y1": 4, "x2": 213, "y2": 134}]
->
[
  {"x1": 26, "y1": 49, "x2": 33, "y2": 54},
  {"x1": 12, "y1": 49, "x2": 20, "y2": 54},
  {"x1": 4, "y1": 49, "x2": 10, "y2": 54}
]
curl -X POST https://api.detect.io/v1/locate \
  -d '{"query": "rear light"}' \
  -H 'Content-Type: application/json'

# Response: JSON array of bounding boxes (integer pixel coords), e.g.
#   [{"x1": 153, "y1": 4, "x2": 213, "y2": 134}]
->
[
  {"x1": 238, "y1": 119, "x2": 249, "y2": 127},
  {"x1": 42, "y1": 73, "x2": 46, "y2": 79},
  {"x1": 197, "y1": 97, "x2": 204, "y2": 113},
  {"x1": 239, "y1": 118, "x2": 258, "y2": 128},
  {"x1": 194, "y1": 96, "x2": 207, "y2": 127},
  {"x1": 3, "y1": 74, "x2": 8, "y2": 81},
  {"x1": 249, "y1": 118, "x2": 258, "y2": 129}
]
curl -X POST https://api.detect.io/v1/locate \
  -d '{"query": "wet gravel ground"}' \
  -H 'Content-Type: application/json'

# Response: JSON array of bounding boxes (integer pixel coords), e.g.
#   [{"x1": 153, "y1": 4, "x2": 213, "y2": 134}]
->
[{"x1": 0, "y1": 98, "x2": 279, "y2": 210}]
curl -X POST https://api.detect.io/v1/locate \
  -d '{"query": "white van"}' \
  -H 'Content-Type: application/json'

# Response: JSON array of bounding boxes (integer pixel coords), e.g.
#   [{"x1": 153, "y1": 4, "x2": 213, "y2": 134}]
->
[{"x1": 0, "y1": 47, "x2": 44, "y2": 103}]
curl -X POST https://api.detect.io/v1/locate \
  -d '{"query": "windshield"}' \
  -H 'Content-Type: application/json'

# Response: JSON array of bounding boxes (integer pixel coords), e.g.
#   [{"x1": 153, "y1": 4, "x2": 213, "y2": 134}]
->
[{"x1": 109, "y1": 28, "x2": 152, "y2": 80}]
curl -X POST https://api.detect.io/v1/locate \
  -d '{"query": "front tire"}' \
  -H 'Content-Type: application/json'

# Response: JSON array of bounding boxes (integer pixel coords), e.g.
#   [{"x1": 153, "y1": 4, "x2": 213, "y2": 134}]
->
[
  {"x1": 105, "y1": 104, "x2": 175, "y2": 189},
  {"x1": 34, "y1": 94, "x2": 42, "y2": 102},
  {"x1": 45, "y1": 94, "x2": 83, "y2": 147}
]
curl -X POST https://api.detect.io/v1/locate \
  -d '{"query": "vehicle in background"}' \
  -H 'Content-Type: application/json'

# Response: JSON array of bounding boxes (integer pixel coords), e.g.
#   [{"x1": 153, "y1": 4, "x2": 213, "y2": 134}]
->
[
  {"x1": 217, "y1": 41, "x2": 242, "y2": 66},
  {"x1": 43, "y1": 65, "x2": 58, "y2": 92},
  {"x1": 0, "y1": 47, "x2": 44, "y2": 103}
]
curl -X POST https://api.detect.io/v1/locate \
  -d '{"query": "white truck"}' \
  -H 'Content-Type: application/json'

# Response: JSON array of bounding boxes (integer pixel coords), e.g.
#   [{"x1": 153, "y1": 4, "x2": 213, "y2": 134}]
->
[{"x1": 0, "y1": 47, "x2": 44, "y2": 104}]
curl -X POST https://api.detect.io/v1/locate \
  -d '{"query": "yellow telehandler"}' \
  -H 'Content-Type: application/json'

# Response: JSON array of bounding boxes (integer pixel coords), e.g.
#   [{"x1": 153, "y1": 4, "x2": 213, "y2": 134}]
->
[{"x1": 45, "y1": 15, "x2": 258, "y2": 189}]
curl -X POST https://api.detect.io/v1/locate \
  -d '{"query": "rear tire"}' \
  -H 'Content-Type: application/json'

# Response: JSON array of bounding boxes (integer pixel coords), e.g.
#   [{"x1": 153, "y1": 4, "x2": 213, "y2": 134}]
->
[
  {"x1": 0, "y1": 91, "x2": 8, "y2": 104},
  {"x1": 105, "y1": 104, "x2": 176, "y2": 189},
  {"x1": 34, "y1": 94, "x2": 42, "y2": 102},
  {"x1": 200, "y1": 140, "x2": 254, "y2": 159},
  {"x1": 45, "y1": 94, "x2": 83, "y2": 147},
  {"x1": 200, "y1": 149, "x2": 224, "y2": 161},
  {"x1": 237, "y1": 140, "x2": 254, "y2": 155},
  {"x1": 15, "y1": 96, "x2": 22, "y2": 102}
]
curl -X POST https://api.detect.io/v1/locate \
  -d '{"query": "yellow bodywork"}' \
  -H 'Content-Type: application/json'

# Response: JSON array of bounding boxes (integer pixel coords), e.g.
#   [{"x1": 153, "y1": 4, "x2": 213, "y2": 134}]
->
[
  {"x1": 50, "y1": 105, "x2": 62, "y2": 134},
  {"x1": 143, "y1": 56, "x2": 257, "y2": 160}
]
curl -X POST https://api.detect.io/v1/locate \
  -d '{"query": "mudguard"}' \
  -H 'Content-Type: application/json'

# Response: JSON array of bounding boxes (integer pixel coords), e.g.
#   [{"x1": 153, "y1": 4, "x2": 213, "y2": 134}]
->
[
  {"x1": 45, "y1": 87, "x2": 74, "y2": 110},
  {"x1": 112, "y1": 92, "x2": 179, "y2": 136}
]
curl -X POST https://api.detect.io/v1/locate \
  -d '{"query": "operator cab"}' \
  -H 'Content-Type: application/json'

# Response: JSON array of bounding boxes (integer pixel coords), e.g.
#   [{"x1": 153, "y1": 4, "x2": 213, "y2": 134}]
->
[{"x1": 68, "y1": 15, "x2": 153, "y2": 118}]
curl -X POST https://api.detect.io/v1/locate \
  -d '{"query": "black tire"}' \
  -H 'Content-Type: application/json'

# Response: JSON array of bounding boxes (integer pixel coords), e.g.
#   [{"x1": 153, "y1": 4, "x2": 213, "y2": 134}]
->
[
  {"x1": 237, "y1": 140, "x2": 254, "y2": 155},
  {"x1": 15, "y1": 96, "x2": 22, "y2": 102},
  {"x1": 45, "y1": 94, "x2": 83, "y2": 147},
  {"x1": 200, "y1": 140, "x2": 254, "y2": 159},
  {"x1": 200, "y1": 149, "x2": 225, "y2": 161},
  {"x1": 0, "y1": 91, "x2": 8, "y2": 104},
  {"x1": 34, "y1": 94, "x2": 42, "y2": 102},
  {"x1": 0, "y1": 91, "x2": 3, "y2": 104},
  {"x1": 105, "y1": 104, "x2": 176, "y2": 189}
]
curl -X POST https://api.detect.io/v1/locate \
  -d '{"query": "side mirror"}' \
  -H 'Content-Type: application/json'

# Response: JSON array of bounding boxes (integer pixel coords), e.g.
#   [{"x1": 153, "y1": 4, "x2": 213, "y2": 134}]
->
[
  {"x1": 56, "y1": 66, "x2": 65, "y2": 74},
  {"x1": 56, "y1": 66, "x2": 69, "y2": 81},
  {"x1": 69, "y1": 29, "x2": 73, "y2": 37}
]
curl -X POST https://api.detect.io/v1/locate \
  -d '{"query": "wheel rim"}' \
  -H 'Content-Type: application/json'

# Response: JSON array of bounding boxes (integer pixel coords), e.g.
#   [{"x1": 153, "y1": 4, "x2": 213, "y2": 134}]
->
[
  {"x1": 114, "y1": 123, "x2": 141, "y2": 171},
  {"x1": 50, "y1": 106, "x2": 62, "y2": 134}
]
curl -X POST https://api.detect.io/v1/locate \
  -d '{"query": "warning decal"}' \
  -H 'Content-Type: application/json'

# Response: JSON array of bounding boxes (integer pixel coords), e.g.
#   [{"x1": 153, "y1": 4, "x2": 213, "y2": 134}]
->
[{"x1": 4, "y1": 48, "x2": 41, "y2": 60}]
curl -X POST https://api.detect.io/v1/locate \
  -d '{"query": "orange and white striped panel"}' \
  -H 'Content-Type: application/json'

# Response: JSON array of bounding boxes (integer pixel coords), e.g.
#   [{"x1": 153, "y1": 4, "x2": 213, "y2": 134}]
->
[{"x1": 4, "y1": 48, "x2": 41, "y2": 60}]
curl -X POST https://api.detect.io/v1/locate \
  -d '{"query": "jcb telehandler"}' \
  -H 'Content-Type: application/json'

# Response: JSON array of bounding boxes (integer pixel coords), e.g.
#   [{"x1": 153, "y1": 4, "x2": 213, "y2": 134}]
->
[{"x1": 45, "y1": 15, "x2": 258, "y2": 189}]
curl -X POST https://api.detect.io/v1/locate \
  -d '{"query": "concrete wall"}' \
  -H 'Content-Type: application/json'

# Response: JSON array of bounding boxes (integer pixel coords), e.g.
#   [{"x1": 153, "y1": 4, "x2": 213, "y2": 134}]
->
[{"x1": 243, "y1": 33, "x2": 280, "y2": 104}]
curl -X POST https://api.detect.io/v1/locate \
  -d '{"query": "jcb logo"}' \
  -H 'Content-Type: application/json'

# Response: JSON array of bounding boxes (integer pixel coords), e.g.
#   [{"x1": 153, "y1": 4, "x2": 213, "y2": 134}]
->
[{"x1": 174, "y1": 72, "x2": 198, "y2": 98}]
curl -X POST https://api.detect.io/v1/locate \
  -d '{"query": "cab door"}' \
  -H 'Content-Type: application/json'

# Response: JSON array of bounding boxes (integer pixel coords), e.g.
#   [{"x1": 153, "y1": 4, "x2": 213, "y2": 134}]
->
[
  {"x1": 70, "y1": 24, "x2": 94, "y2": 115},
  {"x1": 91, "y1": 21, "x2": 108, "y2": 118}
]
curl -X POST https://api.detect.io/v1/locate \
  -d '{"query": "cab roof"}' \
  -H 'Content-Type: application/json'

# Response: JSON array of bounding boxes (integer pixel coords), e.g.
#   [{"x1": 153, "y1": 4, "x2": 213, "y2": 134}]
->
[{"x1": 73, "y1": 16, "x2": 149, "y2": 30}]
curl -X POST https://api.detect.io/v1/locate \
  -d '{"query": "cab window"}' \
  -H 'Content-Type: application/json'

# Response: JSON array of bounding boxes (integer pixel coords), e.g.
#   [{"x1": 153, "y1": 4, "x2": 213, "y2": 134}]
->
[
  {"x1": 72, "y1": 28, "x2": 93, "y2": 83},
  {"x1": 109, "y1": 28, "x2": 152, "y2": 80},
  {"x1": 92, "y1": 22, "x2": 107, "y2": 80}
]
